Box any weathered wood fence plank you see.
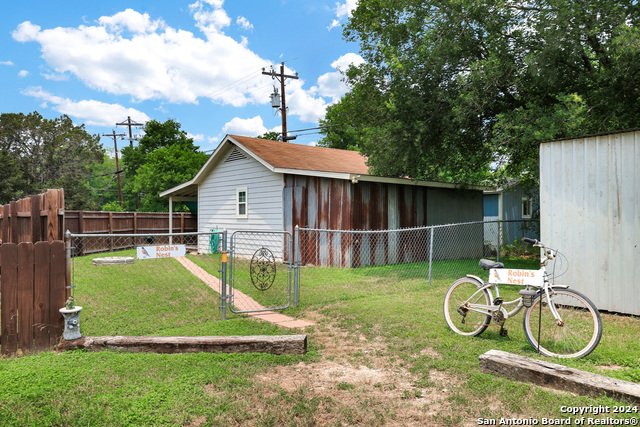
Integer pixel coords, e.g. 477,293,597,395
0,189,64,245
0,241,66,356
49,241,67,348
479,349,640,403
17,242,35,353
56,335,308,355
1,244,19,356
33,242,51,351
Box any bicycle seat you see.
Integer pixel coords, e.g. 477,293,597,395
479,259,504,269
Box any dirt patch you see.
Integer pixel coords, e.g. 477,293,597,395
251,312,474,426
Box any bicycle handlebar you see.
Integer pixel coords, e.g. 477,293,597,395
522,237,538,245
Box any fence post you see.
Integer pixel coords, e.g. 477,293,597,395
428,226,434,286
497,221,501,262
293,225,300,307
219,230,227,320
65,230,73,301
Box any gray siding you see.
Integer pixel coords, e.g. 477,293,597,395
198,149,284,253
540,130,640,315
426,187,483,225
502,184,539,221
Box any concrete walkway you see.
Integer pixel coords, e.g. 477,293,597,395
175,257,314,329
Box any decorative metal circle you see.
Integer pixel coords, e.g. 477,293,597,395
250,247,276,291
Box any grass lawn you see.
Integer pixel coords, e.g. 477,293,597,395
1,253,639,426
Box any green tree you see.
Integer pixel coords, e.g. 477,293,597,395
121,119,207,211
0,112,104,207
257,131,281,141
321,0,640,184
84,152,125,210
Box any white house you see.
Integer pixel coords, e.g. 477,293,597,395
160,135,487,265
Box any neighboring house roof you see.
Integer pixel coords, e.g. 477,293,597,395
160,134,488,200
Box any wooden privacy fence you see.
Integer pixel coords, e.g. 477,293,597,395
65,210,197,235
65,210,197,254
1,241,68,356
0,189,65,245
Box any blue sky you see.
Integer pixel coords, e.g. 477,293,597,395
1,0,361,153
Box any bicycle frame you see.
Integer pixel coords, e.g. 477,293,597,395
463,244,566,324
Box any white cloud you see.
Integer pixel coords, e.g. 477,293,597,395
315,53,364,102
328,0,358,30
11,4,347,131
12,21,41,42
221,116,269,137
287,79,329,122
188,133,205,142
1,60,15,66
98,9,164,34
190,0,231,37
18,70,29,78
236,16,253,31
42,72,69,81
12,6,271,106
22,86,150,126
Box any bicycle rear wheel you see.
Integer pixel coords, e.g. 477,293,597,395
444,278,492,336
523,288,602,358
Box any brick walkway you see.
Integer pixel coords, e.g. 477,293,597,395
175,257,314,329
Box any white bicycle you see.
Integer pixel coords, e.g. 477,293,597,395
443,238,602,358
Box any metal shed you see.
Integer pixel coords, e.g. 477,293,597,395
540,129,640,315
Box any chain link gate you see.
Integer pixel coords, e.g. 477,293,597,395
228,230,296,313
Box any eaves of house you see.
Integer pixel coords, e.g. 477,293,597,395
160,134,490,201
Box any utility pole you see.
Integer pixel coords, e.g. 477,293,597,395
263,62,298,141
102,130,126,207
116,116,143,148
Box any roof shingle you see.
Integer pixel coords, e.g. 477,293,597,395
230,135,370,175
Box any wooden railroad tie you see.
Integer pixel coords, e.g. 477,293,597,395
56,335,307,355
479,349,640,404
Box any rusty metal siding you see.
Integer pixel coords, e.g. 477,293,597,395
285,175,484,267
284,175,353,267
540,131,640,315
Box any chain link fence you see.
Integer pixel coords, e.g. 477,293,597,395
69,232,225,336
228,231,293,313
68,221,539,333
295,220,539,304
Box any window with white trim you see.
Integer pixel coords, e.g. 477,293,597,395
521,197,532,219
237,187,248,218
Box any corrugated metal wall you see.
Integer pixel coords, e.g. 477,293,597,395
540,130,640,315
284,175,484,267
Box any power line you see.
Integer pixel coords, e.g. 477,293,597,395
263,63,299,141
101,130,126,207
116,116,144,148
203,68,264,99
282,43,345,64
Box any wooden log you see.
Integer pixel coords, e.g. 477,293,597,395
56,335,308,355
479,349,640,404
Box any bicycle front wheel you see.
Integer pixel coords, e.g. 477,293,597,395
444,278,492,336
523,288,602,359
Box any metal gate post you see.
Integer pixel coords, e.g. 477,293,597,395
219,230,228,320
293,226,300,307
497,221,501,263
428,226,434,286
